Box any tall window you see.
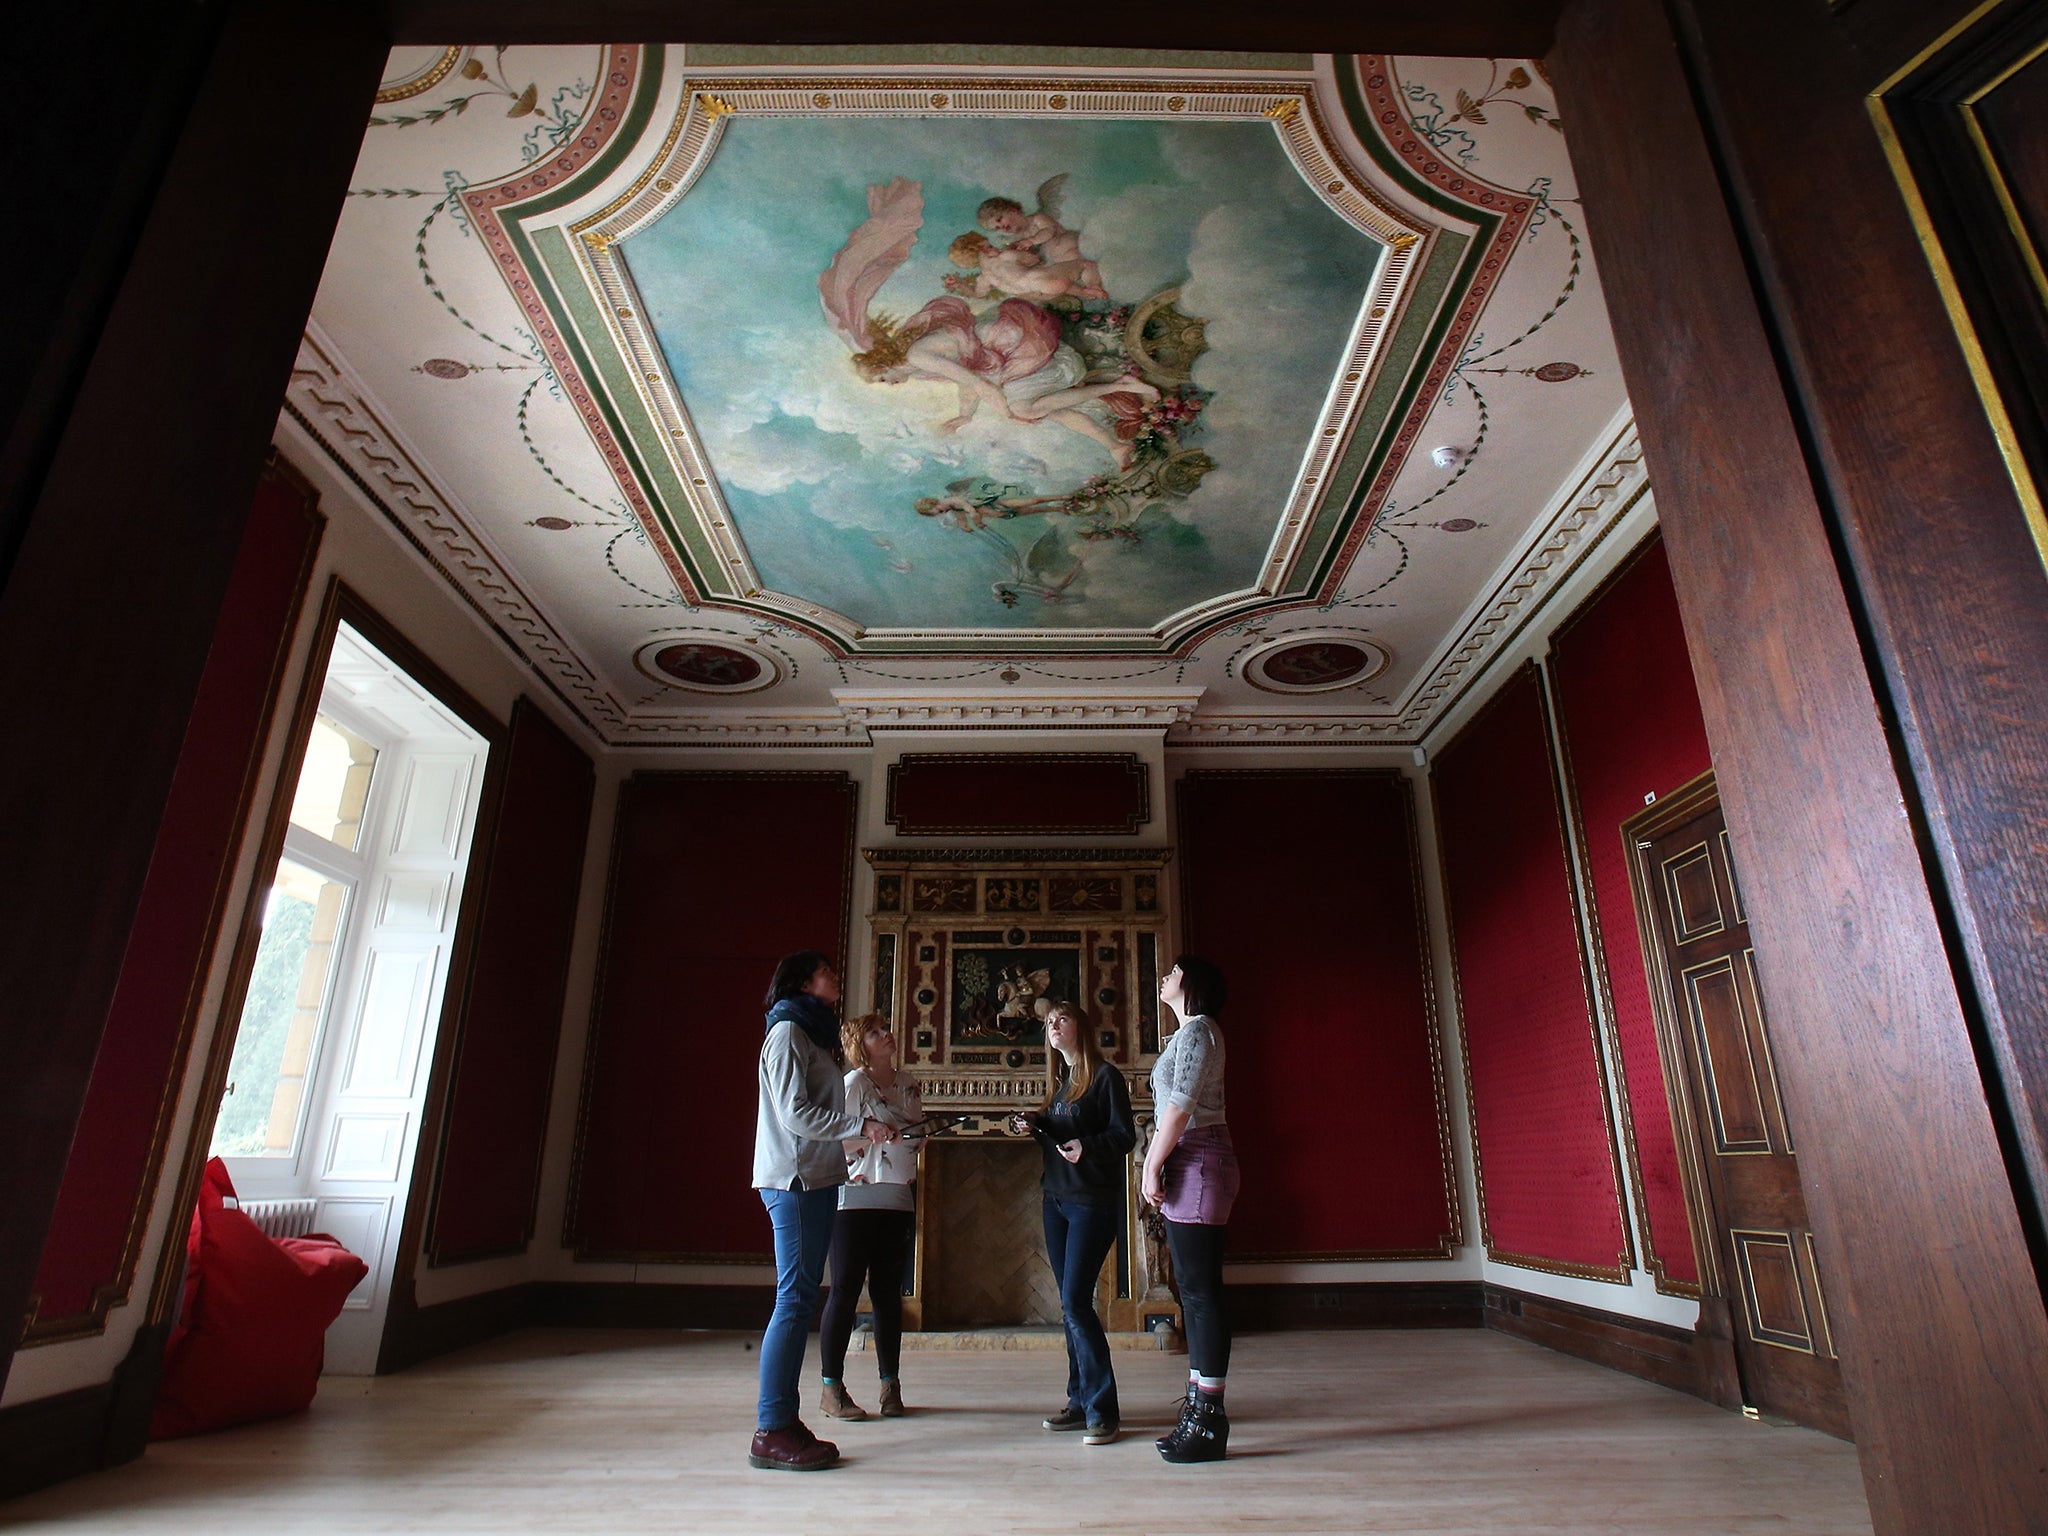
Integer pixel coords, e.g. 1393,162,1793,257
213,712,380,1159
204,617,491,1374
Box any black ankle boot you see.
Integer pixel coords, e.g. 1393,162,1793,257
1156,1383,1200,1451
1158,1392,1228,1463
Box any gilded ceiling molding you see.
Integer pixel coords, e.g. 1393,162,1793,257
834,686,1202,730
376,47,466,105
1170,716,1412,742
612,713,865,744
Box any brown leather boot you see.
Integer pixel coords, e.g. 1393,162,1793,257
820,1381,869,1421
749,1421,840,1470
878,1379,905,1418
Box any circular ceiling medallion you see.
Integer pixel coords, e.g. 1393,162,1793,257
421,358,471,380
633,638,780,694
1533,361,1584,382
1242,632,1390,694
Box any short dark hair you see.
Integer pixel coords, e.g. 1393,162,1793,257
1173,954,1227,1017
764,950,831,1010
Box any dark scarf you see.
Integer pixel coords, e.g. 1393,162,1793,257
766,992,840,1056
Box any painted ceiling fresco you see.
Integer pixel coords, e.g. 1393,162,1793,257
627,115,1377,636
293,46,1642,741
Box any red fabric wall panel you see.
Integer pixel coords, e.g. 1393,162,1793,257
1550,538,1712,1288
1433,666,1632,1278
567,772,857,1260
425,700,596,1264
887,753,1148,836
1177,770,1456,1258
28,464,322,1336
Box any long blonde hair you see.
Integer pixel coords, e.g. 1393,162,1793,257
850,315,912,380
1040,1001,1102,1110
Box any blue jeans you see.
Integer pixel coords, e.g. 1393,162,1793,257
757,1185,839,1431
1042,1195,1120,1424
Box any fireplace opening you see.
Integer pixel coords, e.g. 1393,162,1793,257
919,1138,1064,1328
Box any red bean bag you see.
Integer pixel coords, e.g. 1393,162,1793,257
149,1159,368,1440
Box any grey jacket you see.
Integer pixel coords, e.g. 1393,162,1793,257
752,1019,865,1191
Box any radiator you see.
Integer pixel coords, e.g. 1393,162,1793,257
233,1197,320,1240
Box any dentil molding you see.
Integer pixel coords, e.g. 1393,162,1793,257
833,687,1204,731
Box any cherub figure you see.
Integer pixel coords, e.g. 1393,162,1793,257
946,231,1109,304
914,476,1070,531
819,177,1156,467
978,175,1088,266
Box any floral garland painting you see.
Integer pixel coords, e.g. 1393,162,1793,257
621,117,1381,630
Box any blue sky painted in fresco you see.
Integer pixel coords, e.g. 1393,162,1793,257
621,115,1382,631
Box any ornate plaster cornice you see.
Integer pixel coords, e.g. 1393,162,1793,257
1170,715,1412,743
1162,413,1647,747
283,325,628,738
1393,415,1647,733
833,686,1203,731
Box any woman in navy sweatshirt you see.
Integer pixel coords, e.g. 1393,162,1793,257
1011,1000,1135,1446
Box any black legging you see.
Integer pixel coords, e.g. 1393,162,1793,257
1166,1218,1231,1378
819,1207,914,1381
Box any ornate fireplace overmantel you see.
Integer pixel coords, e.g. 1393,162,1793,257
864,844,1180,1334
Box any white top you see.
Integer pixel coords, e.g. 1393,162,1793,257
841,1067,923,1211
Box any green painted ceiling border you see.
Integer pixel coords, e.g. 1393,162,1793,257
1298,230,1467,590
490,44,1501,655
529,227,734,594
496,47,789,623
503,45,666,221
1299,54,1506,598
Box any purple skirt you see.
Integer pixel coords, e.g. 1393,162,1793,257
1160,1124,1239,1225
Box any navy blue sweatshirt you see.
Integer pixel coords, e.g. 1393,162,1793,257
1026,1063,1136,1206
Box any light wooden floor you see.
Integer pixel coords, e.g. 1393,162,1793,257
3,1329,1873,1534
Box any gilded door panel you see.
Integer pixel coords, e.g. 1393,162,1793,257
1680,956,1772,1152
1740,947,1795,1153
1663,843,1727,943
1718,828,1746,922
1804,1231,1837,1359
1731,1228,1816,1353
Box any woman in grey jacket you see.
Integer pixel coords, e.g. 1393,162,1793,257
749,951,894,1472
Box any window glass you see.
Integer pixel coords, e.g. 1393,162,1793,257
210,858,351,1158
289,714,378,852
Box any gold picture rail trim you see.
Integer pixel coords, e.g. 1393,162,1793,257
1958,31,2048,313
1867,0,2048,578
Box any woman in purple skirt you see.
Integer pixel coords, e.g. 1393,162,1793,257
1142,955,1239,1463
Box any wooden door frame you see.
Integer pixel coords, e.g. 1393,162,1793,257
1553,0,2048,1525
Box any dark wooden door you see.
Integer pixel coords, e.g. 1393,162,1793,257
1638,802,1849,1439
